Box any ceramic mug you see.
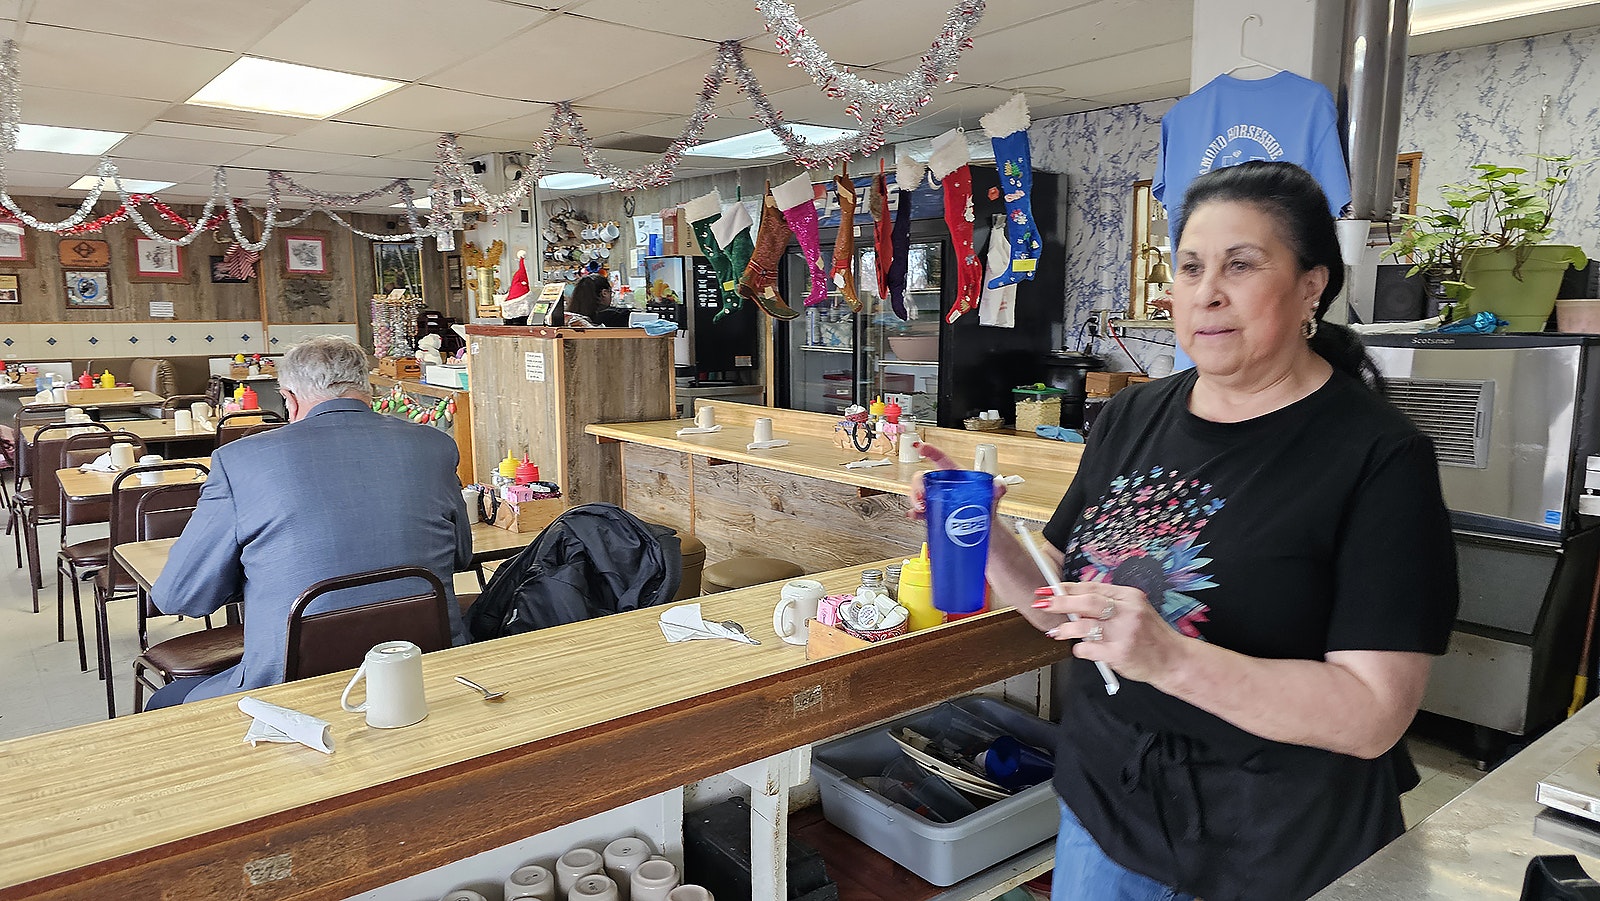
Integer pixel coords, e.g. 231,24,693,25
51,387,67,403
109,442,136,471
340,641,428,728
629,859,679,901
441,891,487,901
173,410,193,431
752,417,774,443
136,455,165,486
773,579,826,646
504,863,556,901
666,888,713,901
190,401,212,420
603,837,652,899
695,405,716,430
556,848,605,895
973,443,999,475
897,431,921,464
571,874,619,901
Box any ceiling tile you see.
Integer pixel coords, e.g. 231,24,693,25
110,135,254,167
798,0,1092,69
95,160,211,185
7,150,97,177
249,0,551,81
576,47,811,120
17,25,236,102
339,86,542,133
272,122,438,156
142,120,294,146
1089,80,1191,108
566,0,780,41
427,15,707,103
30,0,307,52
154,103,314,135
17,86,167,132
226,146,368,174
470,107,668,143
1004,41,1191,97
328,157,438,179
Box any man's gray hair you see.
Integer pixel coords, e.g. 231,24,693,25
278,336,372,400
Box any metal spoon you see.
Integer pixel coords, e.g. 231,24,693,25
720,620,760,645
454,675,507,701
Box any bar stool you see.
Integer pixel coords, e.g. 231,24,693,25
700,556,805,594
675,532,706,601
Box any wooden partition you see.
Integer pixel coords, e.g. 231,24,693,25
465,326,673,503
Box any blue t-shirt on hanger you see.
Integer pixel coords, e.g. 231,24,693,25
1157,71,1352,373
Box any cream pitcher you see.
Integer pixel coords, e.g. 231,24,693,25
341,641,428,728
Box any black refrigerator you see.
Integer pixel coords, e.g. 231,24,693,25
776,166,1064,428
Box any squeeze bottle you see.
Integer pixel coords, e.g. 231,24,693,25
897,543,944,631
100,370,115,389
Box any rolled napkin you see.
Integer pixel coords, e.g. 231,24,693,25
238,696,335,754
674,424,722,437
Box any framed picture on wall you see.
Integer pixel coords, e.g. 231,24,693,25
283,232,331,277
373,241,423,300
446,253,462,289
65,270,111,308
0,273,19,304
129,235,187,282
0,223,31,267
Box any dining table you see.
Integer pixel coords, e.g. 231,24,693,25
23,417,216,449
56,456,212,503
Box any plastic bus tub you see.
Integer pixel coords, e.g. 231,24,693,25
811,695,1058,886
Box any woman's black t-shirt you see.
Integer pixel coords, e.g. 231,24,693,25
1041,368,1458,901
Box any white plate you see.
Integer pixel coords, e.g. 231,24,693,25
890,732,1007,793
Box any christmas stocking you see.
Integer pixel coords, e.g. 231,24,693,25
870,171,895,306
710,200,754,322
738,182,800,320
682,191,737,304
772,172,828,307
928,128,982,323
979,214,1017,328
830,174,861,312
888,151,925,321
982,93,1044,288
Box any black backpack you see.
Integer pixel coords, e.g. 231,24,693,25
466,503,683,640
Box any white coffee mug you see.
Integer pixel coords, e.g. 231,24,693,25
557,848,605,895
173,410,193,431
773,579,826,646
666,888,713,901
441,891,487,901
51,387,67,403
109,442,136,470
973,443,998,475
897,431,921,464
505,864,556,901
629,860,679,901
695,405,716,430
340,640,428,729
137,454,165,486
190,400,212,420
752,417,773,443
571,874,619,901
604,837,652,900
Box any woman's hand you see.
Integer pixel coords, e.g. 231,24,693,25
907,442,1006,521
1033,582,1187,684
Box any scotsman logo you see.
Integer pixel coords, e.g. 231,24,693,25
945,504,991,548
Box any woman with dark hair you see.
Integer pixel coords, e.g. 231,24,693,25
916,161,1458,900
556,274,630,327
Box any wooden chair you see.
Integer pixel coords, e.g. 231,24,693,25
284,566,451,681
54,430,147,666
93,460,210,718
130,483,243,715
19,422,109,611
9,405,68,569
216,410,286,447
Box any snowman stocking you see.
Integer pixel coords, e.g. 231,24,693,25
738,181,800,320
870,171,896,309
709,200,754,322
981,93,1043,288
772,172,828,307
682,191,736,303
927,129,981,323
887,151,925,320
830,174,861,312
979,214,1018,328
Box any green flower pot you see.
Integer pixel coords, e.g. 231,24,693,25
1461,245,1588,331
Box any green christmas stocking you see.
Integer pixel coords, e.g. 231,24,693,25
682,191,737,304
710,200,754,322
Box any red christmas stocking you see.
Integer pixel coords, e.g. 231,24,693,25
928,129,981,323
772,172,828,307
831,174,861,312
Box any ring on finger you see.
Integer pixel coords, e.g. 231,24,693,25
1086,624,1104,642
1098,600,1117,621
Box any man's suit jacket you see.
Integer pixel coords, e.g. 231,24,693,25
152,398,472,703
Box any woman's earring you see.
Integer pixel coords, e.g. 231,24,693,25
1302,316,1319,339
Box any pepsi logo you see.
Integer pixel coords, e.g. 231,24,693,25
944,504,990,548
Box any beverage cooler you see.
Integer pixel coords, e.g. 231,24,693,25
776,167,1064,428
642,255,762,414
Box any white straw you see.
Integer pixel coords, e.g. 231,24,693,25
1013,521,1120,695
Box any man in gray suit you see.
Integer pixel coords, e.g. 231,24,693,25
146,336,471,709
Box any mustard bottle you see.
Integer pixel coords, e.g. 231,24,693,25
498,452,519,479
99,370,115,389
897,543,944,631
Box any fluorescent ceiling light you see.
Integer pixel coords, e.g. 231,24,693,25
389,197,432,209
1411,0,1600,33
537,172,612,190
17,124,126,155
68,175,176,193
187,57,403,120
684,124,860,160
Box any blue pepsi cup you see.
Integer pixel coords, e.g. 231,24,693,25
923,469,995,614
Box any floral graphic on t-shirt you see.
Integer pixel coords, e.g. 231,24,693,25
1065,465,1224,639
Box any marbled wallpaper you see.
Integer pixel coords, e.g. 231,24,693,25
1024,24,1600,372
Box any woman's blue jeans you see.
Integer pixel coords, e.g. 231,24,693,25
1052,800,1196,901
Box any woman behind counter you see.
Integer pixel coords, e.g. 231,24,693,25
503,274,631,327
918,161,1459,901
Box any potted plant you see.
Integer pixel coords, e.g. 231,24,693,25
1389,155,1587,330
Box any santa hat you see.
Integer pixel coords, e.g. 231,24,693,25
506,250,531,305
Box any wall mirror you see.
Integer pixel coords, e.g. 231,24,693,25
1127,179,1172,324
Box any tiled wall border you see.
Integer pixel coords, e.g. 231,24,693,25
0,321,357,361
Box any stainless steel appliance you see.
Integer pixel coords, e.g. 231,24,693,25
1365,334,1600,741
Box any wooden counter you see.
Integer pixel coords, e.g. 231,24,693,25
586,401,1084,571
369,373,473,486
0,560,1069,901
465,325,673,504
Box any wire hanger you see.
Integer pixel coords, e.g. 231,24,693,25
1223,14,1283,77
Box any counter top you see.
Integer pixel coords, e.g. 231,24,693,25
0,559,1068,901
587,402,1082,524
1314,701,1600,898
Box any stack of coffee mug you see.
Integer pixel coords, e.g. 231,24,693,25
440,836,713,901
